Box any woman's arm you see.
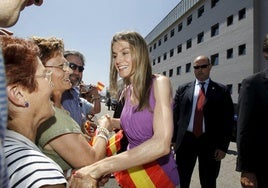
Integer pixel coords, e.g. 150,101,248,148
47,132,108,169
73,75,173,179
46,114,115,170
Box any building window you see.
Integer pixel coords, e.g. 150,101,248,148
153,43,156,49
170,49,174,57
198,5,204,18
153,59,156,66
211,53,219,65
238,8,246,20
178,23,183,32
227,15,233,26
169,69,173,77
177,44,182,53
187,15,192,25
163,71,166,76
227,48,233,59
211,0,219,8
164,34,168,42
197,32,204,44
177,66,181,75
170,29,175,38
238,44,246,55
211,23,219,37
158,39,161,46
163,52,167,60
158,56,161,63
149,46,152,52
186,39,192,49
186,63,191,73
226,84,233,94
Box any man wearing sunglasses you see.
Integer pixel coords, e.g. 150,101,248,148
61,50,101,129
172,55,234,188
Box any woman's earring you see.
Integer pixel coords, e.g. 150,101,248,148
50,82,54,88
24,101,29,108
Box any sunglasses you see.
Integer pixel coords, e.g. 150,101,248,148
69,62,84,72
193,64,210,70
45,61,70,72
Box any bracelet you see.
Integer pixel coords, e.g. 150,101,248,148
97,127,110,137
96,133,108,143
66,168,72,179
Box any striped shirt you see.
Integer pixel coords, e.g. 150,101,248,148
4,130,67,188
0,49,9,188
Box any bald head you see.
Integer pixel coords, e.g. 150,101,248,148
193,55,211,82
194,55,210,64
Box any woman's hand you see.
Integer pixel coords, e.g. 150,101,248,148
68,165,104,188
69,173,98,188
98,114,113,132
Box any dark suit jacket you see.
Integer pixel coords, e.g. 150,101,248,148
236,69,268,173
173,79,234,153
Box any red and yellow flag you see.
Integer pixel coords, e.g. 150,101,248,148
114,161,176,188
89,130,123,157
97,81,105,91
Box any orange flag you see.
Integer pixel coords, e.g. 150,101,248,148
97,82,105,91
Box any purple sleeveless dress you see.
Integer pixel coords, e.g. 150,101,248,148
120,83,179,186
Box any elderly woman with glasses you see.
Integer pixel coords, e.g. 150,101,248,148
1,35,67,187
32,36,113,180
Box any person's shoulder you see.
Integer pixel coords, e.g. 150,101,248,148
246,69,267,81
209,79,226,88
175,81,193,91
152,74,171,91
240,70,267,90
209,80,232,95
80,97,92,105
153,74,170,84
39,107,82,137
62,88,74,98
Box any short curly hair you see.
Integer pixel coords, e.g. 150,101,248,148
1,35,40,93
31,36,64,65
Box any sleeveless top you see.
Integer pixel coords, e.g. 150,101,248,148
37,107,82,171
120,79,179,186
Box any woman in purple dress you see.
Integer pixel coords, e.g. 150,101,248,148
69,31,180,188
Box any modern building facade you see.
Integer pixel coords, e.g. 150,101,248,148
145,0,268,104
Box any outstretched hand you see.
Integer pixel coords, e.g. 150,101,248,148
69,173,98,188
98,114,113,132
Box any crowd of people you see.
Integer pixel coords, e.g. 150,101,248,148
0,1,268,188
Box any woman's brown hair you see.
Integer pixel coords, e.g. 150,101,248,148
1,35,40,93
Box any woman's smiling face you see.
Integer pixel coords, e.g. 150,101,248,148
45,55,73,92
112,40,133,79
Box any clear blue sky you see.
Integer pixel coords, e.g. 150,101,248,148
10,0,180,91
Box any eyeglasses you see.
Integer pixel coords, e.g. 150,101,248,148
45,61,70,72
193,64,210,70
35,70,52,83
69,62,84,72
